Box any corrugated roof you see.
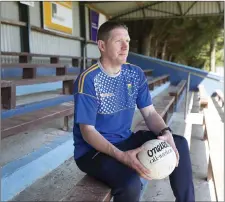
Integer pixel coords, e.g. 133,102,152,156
86,1,224,21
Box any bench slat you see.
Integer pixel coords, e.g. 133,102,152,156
1,80,14,87
143,69,153,76
1,103,74,139
203,109,224,201
62,175,111,202
10,75,78,86
133,95,175,133
169,80,186,96
169,80,186,106
148,75,169,85
1,51,83,59
154,96,175,120
1,95,74,119
198,84,208,108
147,75,169,90
1,63,65,68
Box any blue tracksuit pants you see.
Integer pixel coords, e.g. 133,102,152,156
75,130,195,202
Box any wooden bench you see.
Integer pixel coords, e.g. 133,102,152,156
1,53,81,138
203,109,224,201
198,84,208,109
143,69,153,77
61,175,111,202
1,74,77,139
169,80,187,104
1,52,82,69
2,63,68,79
1,53,81,110
1,52,99,140
1,75,76,138
15,75,77,92
213,89,224,107
1,74,77,110
1,51,98,71
135,95,175,132
1,101,74,139
61,95,175,202
148,75,169,90
153,95,175,123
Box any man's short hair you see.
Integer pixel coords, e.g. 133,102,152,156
97,21,128,41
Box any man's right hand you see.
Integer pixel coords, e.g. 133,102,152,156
117,146,152,181
80,124,151,180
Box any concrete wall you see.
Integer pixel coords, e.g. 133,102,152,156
128,52,224,96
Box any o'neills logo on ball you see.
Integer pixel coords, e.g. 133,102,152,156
147,142,173,164
147,142,169,157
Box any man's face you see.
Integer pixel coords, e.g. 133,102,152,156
98,27,130,65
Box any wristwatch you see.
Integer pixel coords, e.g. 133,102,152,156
158,127,172,136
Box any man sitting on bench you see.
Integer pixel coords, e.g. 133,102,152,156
73,21,195,202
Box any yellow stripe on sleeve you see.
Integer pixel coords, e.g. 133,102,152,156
78,64,98,93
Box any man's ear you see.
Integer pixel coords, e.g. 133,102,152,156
97,40,105,52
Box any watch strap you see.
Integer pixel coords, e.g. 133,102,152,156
158,127,172,136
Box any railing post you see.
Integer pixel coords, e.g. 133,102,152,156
184,72,191,120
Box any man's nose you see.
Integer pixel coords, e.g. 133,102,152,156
122,41,128,49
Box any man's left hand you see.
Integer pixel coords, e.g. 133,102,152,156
157,131,179,167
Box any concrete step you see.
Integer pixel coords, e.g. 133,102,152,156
2,82,171,201
11,89,213,202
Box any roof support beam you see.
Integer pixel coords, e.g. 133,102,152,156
217,2,222,13
142,8,146,18
135,2,146,18
184,1,197,16
177,2,183,15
